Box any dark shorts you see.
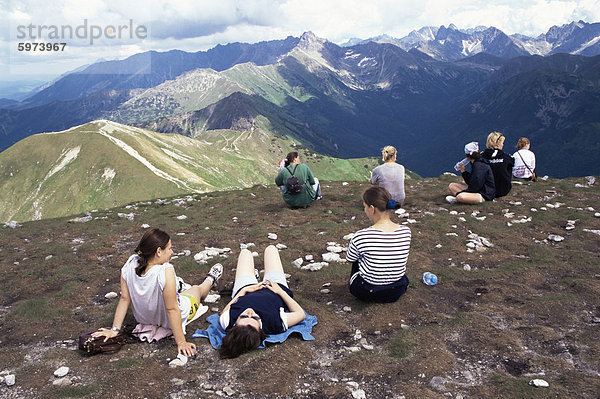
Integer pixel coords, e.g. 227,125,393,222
349,261,409,303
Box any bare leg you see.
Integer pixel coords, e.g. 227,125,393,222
181,278,212,301
449,182,467,196
235,249,256,280
456,192,484,204
264,245,284,275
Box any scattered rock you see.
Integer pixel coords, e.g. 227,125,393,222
595,213,600,218
435,244,442,248
194,247,231,264
141,223,150,228
343,306,352,312
343,233,354,240
322,253,342,262
5,374,15,386
52,377,71,387
301,262,328,271
352,390,366,399
346,381,359,389
204,294,220,303
251,251,259,257
275,243,287,250
104,292,118,300
463,265,471,271
305,255,314,261
118,212,135,221
548,234,565,242
430,376,446,391
529,379,549,387
586,176,596,186
240,243,255,250
223,386,235,396
320,288,330,294
68,215,92,223
583,229,600,236
322,282,331,287
292,258,303,267
267,233,278,240
169,354,188,368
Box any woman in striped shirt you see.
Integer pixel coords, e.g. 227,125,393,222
346,187,411,303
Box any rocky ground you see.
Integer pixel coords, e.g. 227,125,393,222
1,176,599,398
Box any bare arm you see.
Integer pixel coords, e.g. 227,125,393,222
163,268,196,356
92,276,131,341
264,281,306,328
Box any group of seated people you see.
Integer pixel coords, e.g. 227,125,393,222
446,132,536,205
92,132,535,359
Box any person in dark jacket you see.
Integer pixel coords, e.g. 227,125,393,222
447,142,496,204
481,131,514,197
275,151,322,208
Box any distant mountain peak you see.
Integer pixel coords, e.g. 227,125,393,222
298,31,326,48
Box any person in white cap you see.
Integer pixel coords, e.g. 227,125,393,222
446,142,496,204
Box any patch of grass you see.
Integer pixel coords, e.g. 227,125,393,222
452,311,468,326
48,385,100,398
13,297,56,320
388,330,416,359
55,282,77,298
113,358,141,370
534,293,574,303
490,372,545,399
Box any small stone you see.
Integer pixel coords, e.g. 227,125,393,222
5,221,22,228
529,379,549,387
54,366,69,378
275,243,287,249
466,242,476,249
5,374,15,386
430,376,446,391
346,381,359,389
595,213,600,218
342,182,349,186
343,306,352,312
52,377,71,387
435,244,442,248
176,215,188,220
548,234,565,242
343,233,354,240
169,354,188,368
362,344,374,350
171,377,185,385
292,258,303,267
45,255,53,260
352,390,366,399
305,255,314,261
141,223,150,228
320,289,331,294
223,386,235,396
322,282,331,287
400,324,409,329
463,265,471,271
104,292,118,299
267,233,278,240
204,294,220,303
322,252,341,262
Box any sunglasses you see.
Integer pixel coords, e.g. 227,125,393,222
239,314,261,321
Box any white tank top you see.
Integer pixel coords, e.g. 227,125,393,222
121,255,190,333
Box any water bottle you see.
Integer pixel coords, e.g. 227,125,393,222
422,272,438,286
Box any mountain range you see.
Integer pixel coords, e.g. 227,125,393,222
1,21,599,181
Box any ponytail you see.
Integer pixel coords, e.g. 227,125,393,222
363,186,400,212
381,145,397,162
284,151,298,167
134,228,170,276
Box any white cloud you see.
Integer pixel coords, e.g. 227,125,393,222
1,0,600,81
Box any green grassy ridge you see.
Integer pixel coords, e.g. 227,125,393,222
0,120,390,223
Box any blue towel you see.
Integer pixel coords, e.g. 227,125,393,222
192,313,317,349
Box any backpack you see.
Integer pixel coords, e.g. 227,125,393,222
285,165,303,194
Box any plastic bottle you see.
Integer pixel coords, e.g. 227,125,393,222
422,272,438,286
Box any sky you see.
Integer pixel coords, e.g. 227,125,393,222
1,0,599,86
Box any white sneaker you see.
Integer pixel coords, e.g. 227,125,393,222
207,263,223,289
445,195,457,204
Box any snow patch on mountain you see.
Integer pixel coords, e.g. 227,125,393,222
461,40,483,56
46,146,81,180
102,168,116,184
574,35,600,54
97,122,201,193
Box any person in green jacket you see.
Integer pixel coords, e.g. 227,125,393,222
275,151,322,208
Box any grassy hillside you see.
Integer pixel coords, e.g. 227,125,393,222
0,177,598,398
0,120,386,223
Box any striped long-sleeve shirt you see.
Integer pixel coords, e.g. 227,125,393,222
346,226,411,285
